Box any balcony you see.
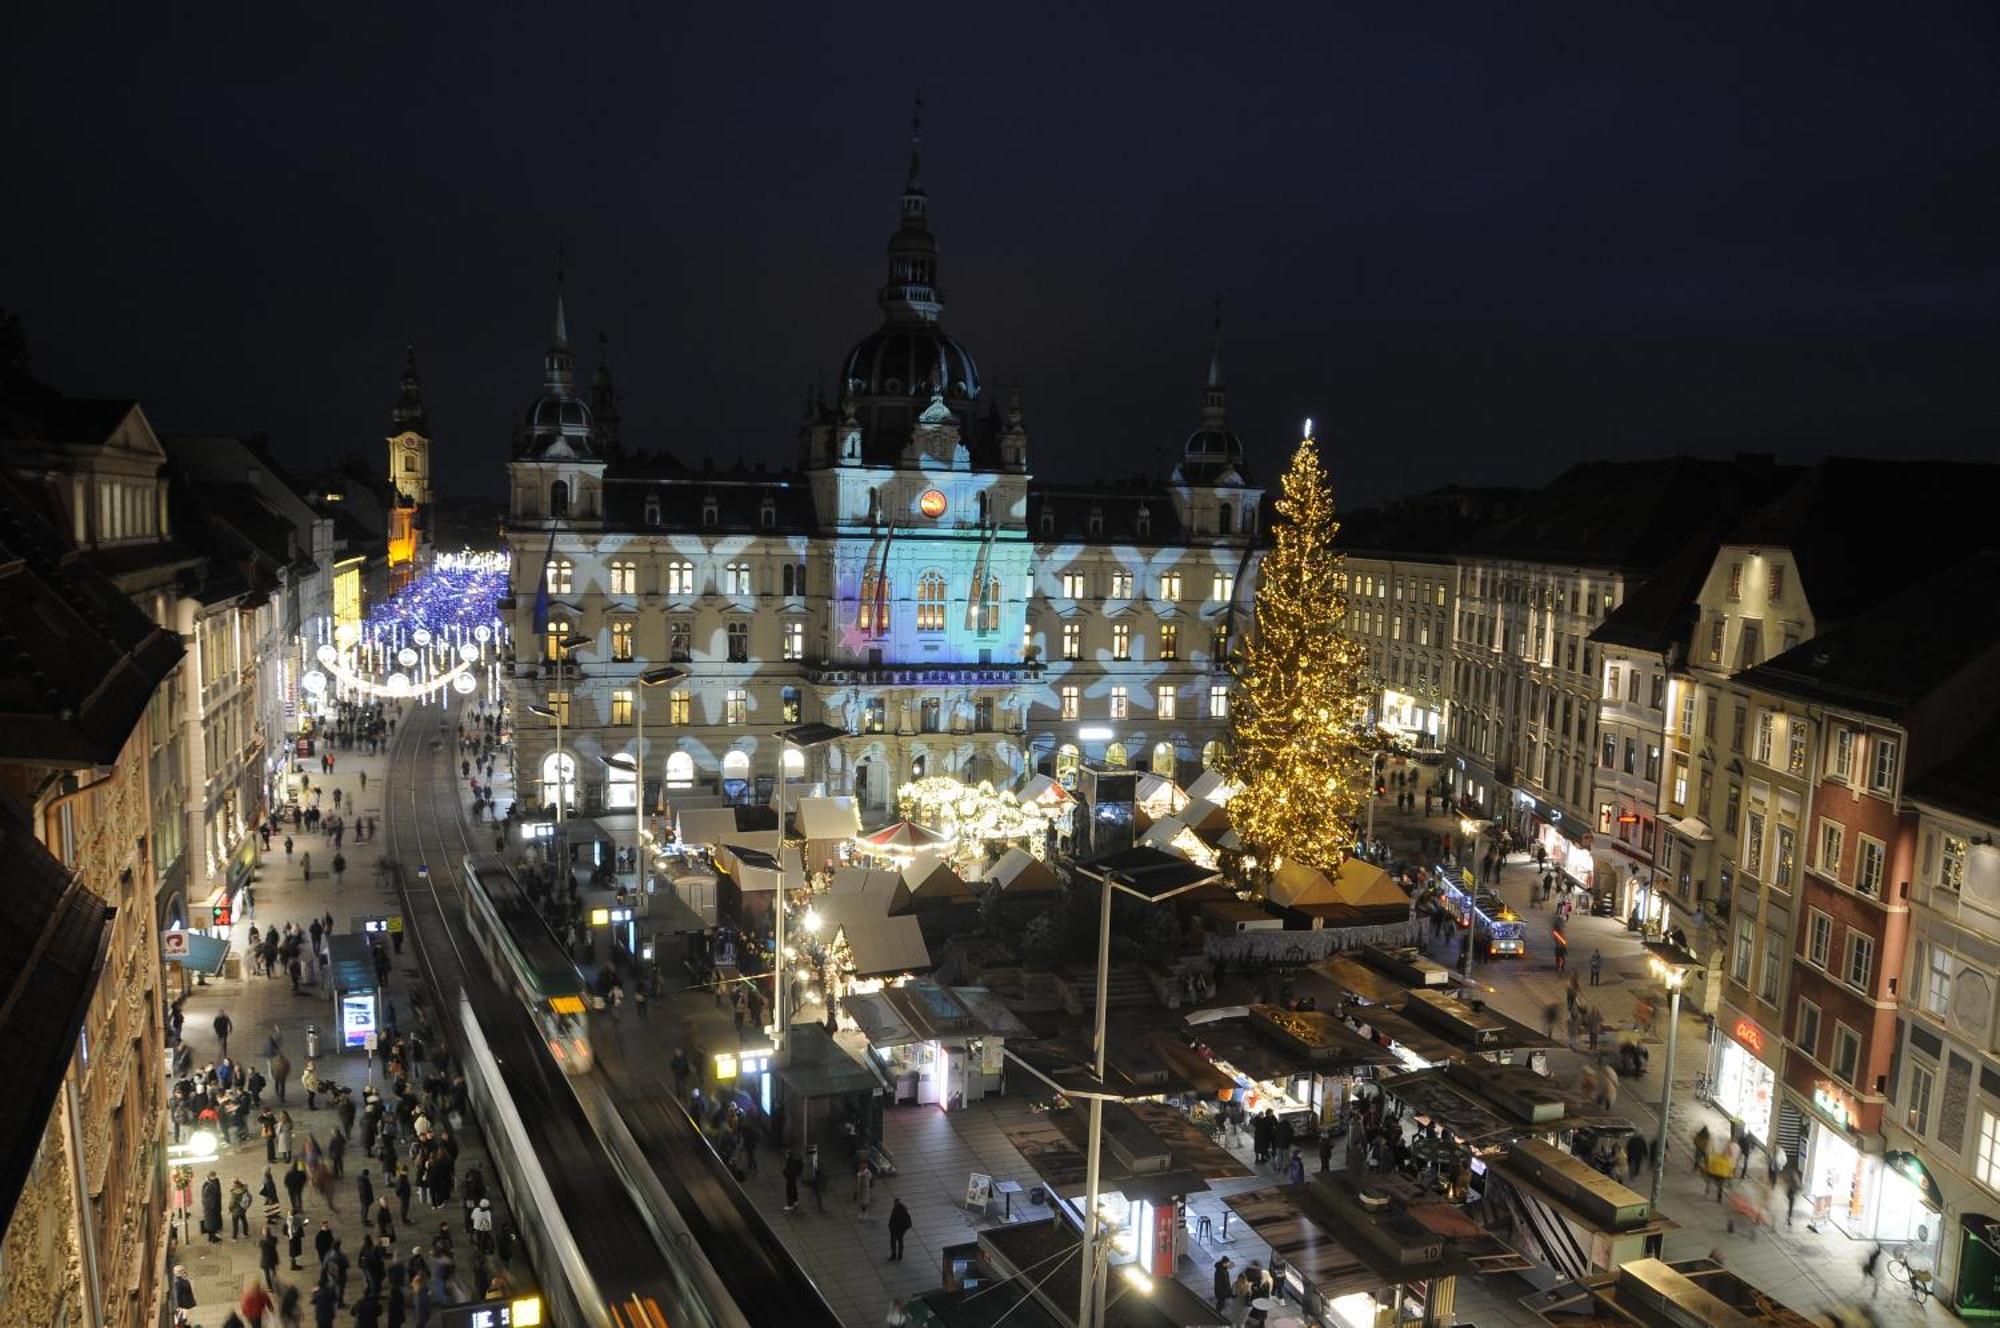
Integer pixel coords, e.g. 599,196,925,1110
806,661,1044,688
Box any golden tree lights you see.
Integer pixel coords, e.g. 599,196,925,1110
1222,425,1370,874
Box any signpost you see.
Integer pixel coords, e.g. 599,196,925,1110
966,1172,993,1213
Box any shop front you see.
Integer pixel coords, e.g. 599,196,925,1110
1518,790,1595,893
1794,1080,1915,1242
1708,1015,1778,1146
841,981,1023,1111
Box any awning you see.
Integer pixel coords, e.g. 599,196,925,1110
1669,815,1715,843
165,930,230,975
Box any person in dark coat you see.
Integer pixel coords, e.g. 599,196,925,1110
202,1172,225,1243
782,1149,803,1210
312,1281,338,1328
286,1161,308,1211
260,1228,282,1288
358,1169,376,1223
887,1198,912,1261
288,1209,307,1268
1213,1256,1235,1313
328,1130,348,1178
316,1220,336,1265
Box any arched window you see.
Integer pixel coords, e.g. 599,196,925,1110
917,570,947,631
1201,739,1226,772
664,752,695,789
403,454,418,473
1150,742,1177,783
1105,742,1129,768
911,753,927,779
721,750,752,802
1055,743,1081,790
605,750,637,809
859,569,890,635
550,480,569,518
540,752,577,810
978,576,1001,633
782,747,806,777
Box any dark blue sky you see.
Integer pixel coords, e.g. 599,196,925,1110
5,2,1996,506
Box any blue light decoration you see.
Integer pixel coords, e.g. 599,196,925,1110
299,551,512,708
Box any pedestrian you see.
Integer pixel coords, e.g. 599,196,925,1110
285,835,295,860
174,1264,198,1316
273,1051,292,1105
288,1209,307,1268
285,1159,307,1211
1213,1256,1235,1314
783,1149,802,1210
231,1178,254,1238
887,1198,912,1261
1319,1132,1334,1173
216,1010,235,1058
301,851,313,881
260,1227,282,1289
1589,949,1603,986
333,852,347,886
312,1280,337,1328
1863,1244,1884,1298
359,1168,376,1220
1625,1133,1649,1180
854,1156,874,1211
1285,1148,1306,1184
805,1144,824,1211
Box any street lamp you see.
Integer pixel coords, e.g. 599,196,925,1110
1644,939,1698,1214
772,723,843,1052
529,632,592,828
1073,859,1220,1328
635,665,687,882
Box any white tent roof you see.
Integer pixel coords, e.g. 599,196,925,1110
677,806,740,849
986,846,1061,894
1183,769,1239,805
1020,774,1072,805
817,891,931,976
799,795,861,841
1135,771,1187,813
1138,817,1187,850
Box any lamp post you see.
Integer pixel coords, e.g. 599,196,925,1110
1076,863,1219,1328
772,724,841,1052
529,632,592,830
1645,941,1697,1214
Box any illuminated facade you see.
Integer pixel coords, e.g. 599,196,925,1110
505,128,1261,816
385,345,431,587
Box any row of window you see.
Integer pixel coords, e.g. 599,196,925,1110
1052,569,1232,602
1340,571,1449,606
1056,683,1228,722
1054,620,1223,662
546,617,808,664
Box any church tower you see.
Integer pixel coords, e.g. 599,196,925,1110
386,343,431,585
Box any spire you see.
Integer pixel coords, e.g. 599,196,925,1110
544,248,575,394
879,93,942,324
1201,301,1227,427
391,343,428,435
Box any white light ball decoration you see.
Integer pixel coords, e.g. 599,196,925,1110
453,672,479,695
412,628,433,647
386,673,411,696
301,670,327,695
334,622,360,650
458,643,481,663
316,644,338,665
397,647,419,668
474,624,492,643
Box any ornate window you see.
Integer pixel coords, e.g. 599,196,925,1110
610,690,634,726
1109,686,1128,719
723,562,753,596
1111,624,1130,661
977,577,1001,634
783,621,805,661
1159,623,1179,660
917,570,947,632
859,570,891,635
609,560,637,595
666,560,695,596
726,622,749,662
667,691,691,725
611,620,634,662
725,689,748,725
545,558,574,594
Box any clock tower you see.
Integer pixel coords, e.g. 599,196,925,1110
386,344,431,585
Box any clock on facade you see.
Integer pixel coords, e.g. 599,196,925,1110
918,489,948,519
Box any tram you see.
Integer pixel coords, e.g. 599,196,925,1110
461,854,594,1073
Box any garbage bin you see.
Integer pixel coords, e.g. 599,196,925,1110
306,1024,320,1059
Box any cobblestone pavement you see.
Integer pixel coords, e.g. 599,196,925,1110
165,719,520,1327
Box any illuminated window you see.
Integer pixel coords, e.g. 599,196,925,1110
1159,623,1179,660
1756,711,1775,765
546,690,570,726
1109,569,1133,598
1819,821,1844,874
609,560,637,595
1941,833,1969,893
1156,684,1177,720
1158,572,1181,601
544,617,572,662
1109,686,1128,719
546,558,574,594
1831,729,1855,780
1023,619,1035,657
864,699,885,733
859,570,891,635
1062,622,1081,661
1060,685,1079,720
611,620,634,662
1024,569,1036,600
978,577,1001,633
726,622,749,662
783,620,805,660
723,562,753,596
1061,570,1087,599
1202,738,1225,770
1212,572,1234,602
1856,837,1886,897
917,571,947,631
1105,741,1129,766
669,621,692,663
665,751,695,788
667,691,691,725
667,560,695,595
1211,621,1230,660
1111,623,1130,661
782,687,802,724
1870,738,1899,794
1727,563,1743,600
725,689,748,725
1209,684,1229,719
610,690,634,726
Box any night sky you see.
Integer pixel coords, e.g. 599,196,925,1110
5,3,1996,508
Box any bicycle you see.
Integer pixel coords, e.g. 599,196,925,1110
1888,1248,1934,1305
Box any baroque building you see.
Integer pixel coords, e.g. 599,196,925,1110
385,345,433,587
504,128,1262,818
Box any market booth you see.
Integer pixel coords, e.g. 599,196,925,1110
1184,1004,1401,1136
841,979,1027,1109
796,794,861,872
774,1020,884,1153
914,1216,1225,1328
1221,1171,1526,1328
1525,1256,1822,1328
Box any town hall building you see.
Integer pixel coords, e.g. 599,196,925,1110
501,127,1266,819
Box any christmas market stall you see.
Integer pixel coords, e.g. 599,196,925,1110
840,978,1028,1109
1183,1004,1401,1140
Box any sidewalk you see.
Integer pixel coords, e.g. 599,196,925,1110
165,725,518,1326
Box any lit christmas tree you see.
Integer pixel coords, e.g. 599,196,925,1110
1223,425,1371,874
